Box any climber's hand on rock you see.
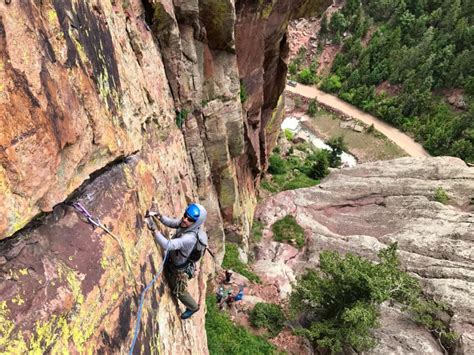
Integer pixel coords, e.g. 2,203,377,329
147,199,161,220
145,209,161,219
145,217,157,232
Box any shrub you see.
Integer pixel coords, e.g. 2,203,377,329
297,67,317,85
367,123,375,133
268,154,287,175
434,187,449,204
271,215,305,249
308,150,330,179
240,80,248,103
290,243,458,353
175,108,189,128
294,142,311,152
288,62,298,75
222,243,261,283
250,303,286,336
206,296,275,354
307,99,318,117
273,146,281,154
294,96,302,108
320,74,342,93
284,129,295,141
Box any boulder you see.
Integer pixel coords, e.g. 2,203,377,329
255,157,474,354
292,131,309,144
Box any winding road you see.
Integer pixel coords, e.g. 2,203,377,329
286,83,430,158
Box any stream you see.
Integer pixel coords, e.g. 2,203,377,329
281,116,357,168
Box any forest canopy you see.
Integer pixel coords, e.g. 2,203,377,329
315,0,473,163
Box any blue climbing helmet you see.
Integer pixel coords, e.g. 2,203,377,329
184,203,200,222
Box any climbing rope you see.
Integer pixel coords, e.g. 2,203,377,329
129,245,169,354
71,202,171,353
71,202,137,289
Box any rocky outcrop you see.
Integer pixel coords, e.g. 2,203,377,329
0,0,331,353
254,157,474,354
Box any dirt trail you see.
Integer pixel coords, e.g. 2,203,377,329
286,83,430,158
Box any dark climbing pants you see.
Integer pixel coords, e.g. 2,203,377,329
165,262,198,311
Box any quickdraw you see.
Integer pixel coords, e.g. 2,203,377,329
71,202,171,354
71,202,137,289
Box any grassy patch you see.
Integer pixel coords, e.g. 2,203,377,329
250,303,286,337
222,243,261,283
251,220,264,243
284,129,295,141
265,151,320,193
282,173,319,191
261,180,279,193
271,215,305,249
303,109,406,162
206,296,276,354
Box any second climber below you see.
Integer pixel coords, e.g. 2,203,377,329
145,203,208,320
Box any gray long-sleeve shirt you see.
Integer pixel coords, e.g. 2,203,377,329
152,205,208,266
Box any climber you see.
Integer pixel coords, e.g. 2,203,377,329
234,285,244,302
216,286,224,303
224,269,233,284
145,203,208,320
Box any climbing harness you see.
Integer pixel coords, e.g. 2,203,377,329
71,202,136,288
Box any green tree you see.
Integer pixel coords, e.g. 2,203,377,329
320,14,329,37
320,74,342,93
308,150,330,179
249,303,286,336
329,12,348,35
327,136,347,168
362,0,405,21
307,99,318,117
440,0,461,32
290,243,457,353
297,67,317,85
342,0,361,16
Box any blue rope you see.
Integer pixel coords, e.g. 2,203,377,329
72,202,171,353
129,245,170,354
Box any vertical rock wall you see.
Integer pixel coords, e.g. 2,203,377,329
0,0,330,352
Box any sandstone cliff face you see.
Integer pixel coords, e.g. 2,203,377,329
0,0,330,353
254,157,474,354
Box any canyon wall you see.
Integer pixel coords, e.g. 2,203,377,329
0,0,330,353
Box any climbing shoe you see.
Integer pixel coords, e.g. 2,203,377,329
181,308,199,320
